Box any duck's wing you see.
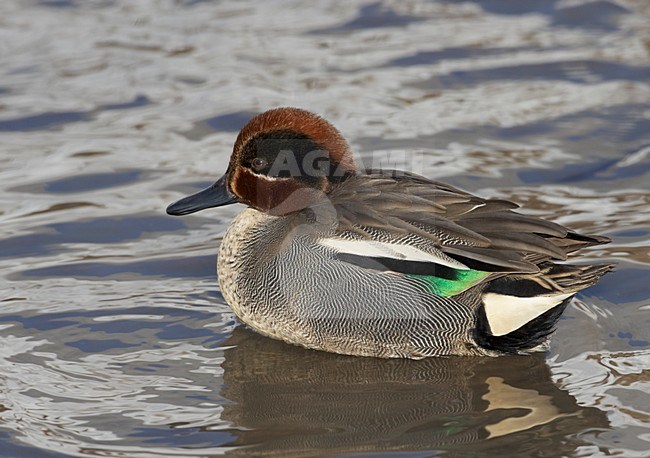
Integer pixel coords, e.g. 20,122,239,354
318,171,609,297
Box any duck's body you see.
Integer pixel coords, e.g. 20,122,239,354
168,108,612,358
219,207,483,357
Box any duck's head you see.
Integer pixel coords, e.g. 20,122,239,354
167,107,356,217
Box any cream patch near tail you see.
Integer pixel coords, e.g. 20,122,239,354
482,292,574,336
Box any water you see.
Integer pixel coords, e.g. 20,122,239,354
0,0,648,456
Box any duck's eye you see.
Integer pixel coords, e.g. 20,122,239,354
251,157,268,171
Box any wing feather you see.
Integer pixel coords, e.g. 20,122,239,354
325,170,607,275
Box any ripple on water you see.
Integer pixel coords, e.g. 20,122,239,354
0,215,187,259
0,0,648,456
0,95,150,132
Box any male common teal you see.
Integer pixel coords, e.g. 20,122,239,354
167,107,612,358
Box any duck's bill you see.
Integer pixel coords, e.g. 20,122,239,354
166,175,238,216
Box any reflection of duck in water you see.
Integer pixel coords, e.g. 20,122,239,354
168,108,612,358
219,328,608,457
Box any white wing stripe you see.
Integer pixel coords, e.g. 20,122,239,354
318,238,469,270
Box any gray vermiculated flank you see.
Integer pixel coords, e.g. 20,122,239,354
218,208,490,358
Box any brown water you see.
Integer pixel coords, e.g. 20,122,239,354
1,1,649,456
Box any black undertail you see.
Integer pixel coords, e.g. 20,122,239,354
473,296,573,354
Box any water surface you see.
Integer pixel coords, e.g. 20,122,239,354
0,0,649,456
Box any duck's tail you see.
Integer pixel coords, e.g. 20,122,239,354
474,262,614,354
550,231,611,256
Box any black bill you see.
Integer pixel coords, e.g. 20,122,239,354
166,175,238,216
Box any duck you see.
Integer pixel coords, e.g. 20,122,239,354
166,107,613,358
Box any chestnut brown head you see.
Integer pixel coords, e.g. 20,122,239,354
167,108,356,217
